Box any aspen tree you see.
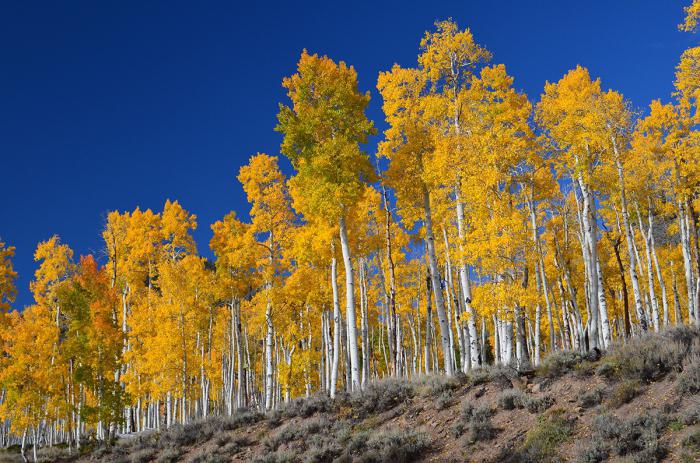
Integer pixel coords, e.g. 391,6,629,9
238,154,295,408
377,64,455,374
277,51,376,390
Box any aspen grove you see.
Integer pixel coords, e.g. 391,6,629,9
1,3,700,457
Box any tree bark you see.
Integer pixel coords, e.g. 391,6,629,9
338,215,361,390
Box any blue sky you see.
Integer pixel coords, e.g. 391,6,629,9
1,0,695,309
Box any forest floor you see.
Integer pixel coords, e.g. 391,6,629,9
6,326,700,462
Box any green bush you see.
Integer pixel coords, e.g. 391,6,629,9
608,327,698,382
517,409,575,462
678,354,700,394
594,409,667,459
525,395,555,413
575,438,608,463
349,378,414,418
578,386,605,409
608,379,643,408
537,350,582,379
453,402,496,443
357,429,429,463
280,394,334,419
497,389,527,410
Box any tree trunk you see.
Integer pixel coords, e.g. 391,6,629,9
422,188,453,375
576,168,600,350
615,159,648,331
455,193,481,369
338,215,361,390
330,253,340,398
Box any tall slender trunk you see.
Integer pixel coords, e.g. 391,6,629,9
649,213,669,327
576,165,600,350
380,178,398,376
338,215,361,390
596,256,611,347
636,204,660,331
611,236,631,337
615,158,648,331
678,199,697,323
455,190,480,368
264,302,274,410
422,188,453,375
330,252,340,398
424,267,433,375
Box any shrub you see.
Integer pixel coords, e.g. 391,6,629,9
156,410,263,450
434,390,453,410
185,448,231,463
592,413,622,439
155,447,181,463
263,416,329,452
0,453,22,463
485,365,517,389
357,429,429,463
595,409,667,458
525,395,555,413
349,378,413,418
678,354,700,394
608,379,643,408
682,399,700,425
666,325,700,349
414,373,465,397
222,409,265,430
518,409,575,462
497,389,527,410
682,429,700,451
280,394,334,419
537,350,582,379
220,435,251,455
579,386,605,409
454,402,496,443
595,362,616,379
129,448,157,463
252,449,300,463
466,368,491,387
608,328,697,382
575,438,608,463
35,446,70,463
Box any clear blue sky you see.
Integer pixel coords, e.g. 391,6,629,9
1,1,695,310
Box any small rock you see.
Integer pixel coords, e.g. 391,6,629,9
532,383,541,393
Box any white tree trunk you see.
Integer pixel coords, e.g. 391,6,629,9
615,159,648,331
455,195,480,368
264,302,274,410
679,200,697,324
330,254,340,398
338,215,361,390
596,256,611,347
577,170,600,350
422,189,453,375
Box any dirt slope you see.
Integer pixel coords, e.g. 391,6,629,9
9,326,700,463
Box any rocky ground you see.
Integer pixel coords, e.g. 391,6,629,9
5,326,700,462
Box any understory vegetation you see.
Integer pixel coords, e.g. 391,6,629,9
0,326,694,461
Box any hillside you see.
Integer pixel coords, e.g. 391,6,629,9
4,326,700,463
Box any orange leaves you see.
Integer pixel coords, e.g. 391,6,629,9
0,305,61,430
